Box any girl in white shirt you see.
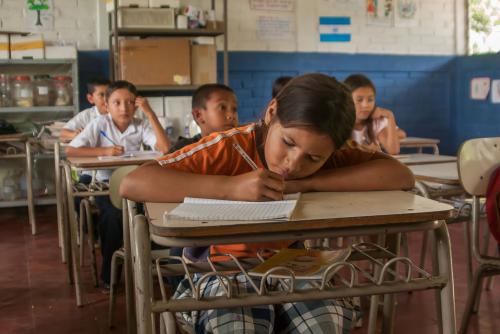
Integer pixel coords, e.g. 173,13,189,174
344,74,402,155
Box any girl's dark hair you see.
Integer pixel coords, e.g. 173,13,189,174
343,73,377,144
273,73,355,149
272,76,293,98
105,80,138,100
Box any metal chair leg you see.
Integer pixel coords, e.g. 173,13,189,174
459,265,487,334
83,199,99,287
109,250,124,328
79,200,86,267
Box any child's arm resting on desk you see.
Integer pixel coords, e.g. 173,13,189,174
59,128,81,142
284,151,414,194
136,97,170,153
120,161,284,203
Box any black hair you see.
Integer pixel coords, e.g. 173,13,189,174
192,83,235,109
272,76,293,98
343,74,377,144
273,73,355,149
86,77,111,95
105,80,138,100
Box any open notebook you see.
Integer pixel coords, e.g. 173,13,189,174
165,193,300,221
97,150,161,161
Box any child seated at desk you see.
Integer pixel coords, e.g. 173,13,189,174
66,80,170,287
344,74,406,155
122,73,414,333
60,77,110,143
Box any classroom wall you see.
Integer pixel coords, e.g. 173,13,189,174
0,0,466,54
453,54,500,147
227,0,466,55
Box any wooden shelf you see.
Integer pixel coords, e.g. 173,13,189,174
112,27,225,37
0,59,75,65
136,85,199,92
0,106,75,113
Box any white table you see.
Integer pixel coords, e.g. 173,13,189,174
400,137,440,154
395,153,456,166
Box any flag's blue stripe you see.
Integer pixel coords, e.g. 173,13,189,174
319,16,351,25
320,34,351,42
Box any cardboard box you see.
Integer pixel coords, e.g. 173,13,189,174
149,0,180,8
10,34,44,59
190,44,216,85
106,0,148,12
0,35,8,59
119,38,191,86
117,8,175,29
45,46,76,59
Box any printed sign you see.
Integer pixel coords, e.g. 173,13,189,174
470,77,491,100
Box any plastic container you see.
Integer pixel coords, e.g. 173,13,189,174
53,75,73,106
2,170,21,201
12,75,34,107
0,74,12,107
33,74,52,106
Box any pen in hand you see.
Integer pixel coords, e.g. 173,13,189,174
100,130,117,146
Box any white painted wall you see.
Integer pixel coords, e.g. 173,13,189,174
0,0,468,55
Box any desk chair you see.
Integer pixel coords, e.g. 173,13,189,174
107,165,138,329
458,137,500,334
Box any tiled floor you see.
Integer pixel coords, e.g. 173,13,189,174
1,205,499,333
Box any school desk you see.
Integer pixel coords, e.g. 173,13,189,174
400,137,440,154
61,154,160,308
395,153,457,165
132,191,456,334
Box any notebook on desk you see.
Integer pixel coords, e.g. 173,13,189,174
97,150,161,161
164,193,300,222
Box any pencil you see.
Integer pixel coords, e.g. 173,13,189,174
232,141,258,170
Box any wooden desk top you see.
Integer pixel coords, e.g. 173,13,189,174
0,133,27,142
146,191,453,238
394,153,456,165
400,137,440,146
409,162,460,185
67,153,160,168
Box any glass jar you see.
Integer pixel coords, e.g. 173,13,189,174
12,75,33,108
33,74,52,106
0,74,12,107
53,75,72,106
2,170,21,201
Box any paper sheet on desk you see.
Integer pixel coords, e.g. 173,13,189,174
165,193,300,221
97,150,161,161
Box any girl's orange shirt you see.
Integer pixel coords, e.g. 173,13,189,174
157,123,377,258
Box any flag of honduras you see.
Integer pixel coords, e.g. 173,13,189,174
319,16,351,42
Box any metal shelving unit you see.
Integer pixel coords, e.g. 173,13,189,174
0,59,79,230
108,0,229,88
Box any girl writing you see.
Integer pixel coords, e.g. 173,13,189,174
122,73,414,333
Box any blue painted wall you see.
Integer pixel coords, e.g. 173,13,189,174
453,54,500,148
78,50,500,155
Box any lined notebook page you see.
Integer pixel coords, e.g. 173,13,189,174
97,151,160,161
165,194,300,221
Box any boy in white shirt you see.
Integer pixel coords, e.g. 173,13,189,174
66,80,170,287
60,78,111,142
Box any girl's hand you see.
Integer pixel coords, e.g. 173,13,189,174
135,96,153,115
371,107,394,120
229,169,284,201
105,145,124,156
284,179,310,194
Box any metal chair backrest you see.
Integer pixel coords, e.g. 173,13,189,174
457,137,500,197
109,165,138,209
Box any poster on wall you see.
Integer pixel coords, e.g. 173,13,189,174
395,0,418,27
24,0,54,31
470,77,491,100
256,15,294,40
491,80,500,104
366,0,394,26
319,16,351,42
249,0,294,12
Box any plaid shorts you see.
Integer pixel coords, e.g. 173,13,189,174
171,273,361,334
